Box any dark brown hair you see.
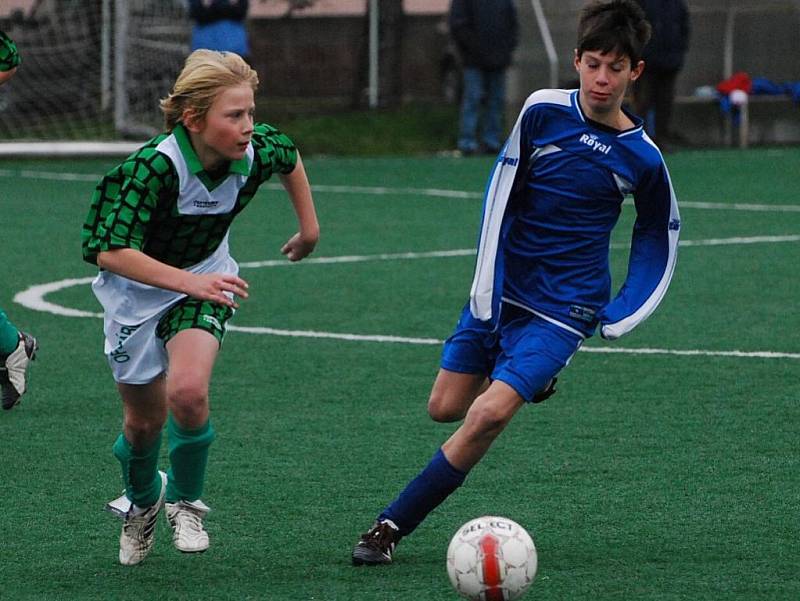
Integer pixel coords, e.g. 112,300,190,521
576,0,651,65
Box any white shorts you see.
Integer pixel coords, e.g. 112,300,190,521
102,312,168,385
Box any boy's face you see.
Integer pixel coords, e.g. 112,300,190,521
185,83,255,169
574,50,643,119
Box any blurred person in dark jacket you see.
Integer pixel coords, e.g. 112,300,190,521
189,0,250,61
633,0,690,148
449,0,518,155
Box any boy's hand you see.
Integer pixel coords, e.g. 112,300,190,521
186,272,249,308
281,231,318,262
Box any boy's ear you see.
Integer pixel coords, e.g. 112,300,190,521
573,48,580,72
182,108,203,133
630,60,645,81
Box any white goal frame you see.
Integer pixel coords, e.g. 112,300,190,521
0,0,189,157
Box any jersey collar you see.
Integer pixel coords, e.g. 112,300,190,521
172,123,251,177
570,90,643,136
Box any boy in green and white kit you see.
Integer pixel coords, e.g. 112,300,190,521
82,50,320,566
1,30,39,410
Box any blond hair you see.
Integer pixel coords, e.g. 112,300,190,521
160,50,259,131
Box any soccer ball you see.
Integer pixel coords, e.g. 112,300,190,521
446,516,537,601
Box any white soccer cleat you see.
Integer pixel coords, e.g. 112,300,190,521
166,499,210,553
1,331,38,410
114,471,167,566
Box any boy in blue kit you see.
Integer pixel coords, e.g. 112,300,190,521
352,0,680,565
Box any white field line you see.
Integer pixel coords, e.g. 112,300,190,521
240,235,800,268
14,277,101,318
221,326,800,359
240,249,475,268
14,272,800,359
2,168,800,212
0,169,100,182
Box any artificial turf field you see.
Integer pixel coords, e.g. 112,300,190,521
1,147,798,600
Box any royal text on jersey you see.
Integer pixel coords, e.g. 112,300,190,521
579,133,612,155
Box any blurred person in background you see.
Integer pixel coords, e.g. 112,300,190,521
633,0,690,150
1,31,39,411
449,0,518,156
188,0,250,62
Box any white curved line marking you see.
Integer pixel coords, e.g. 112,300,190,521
14,277,102,318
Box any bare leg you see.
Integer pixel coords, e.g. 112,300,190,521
361,380,524,548
117,375,167,448
441,380,524,471
427,368,489,422
165,328,219,428
113,376,168,510
163,328,220,504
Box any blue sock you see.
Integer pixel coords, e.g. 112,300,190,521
379,448,467,537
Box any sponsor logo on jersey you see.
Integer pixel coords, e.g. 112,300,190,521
579,133,612,155
192,198,219,209
501,156,519,167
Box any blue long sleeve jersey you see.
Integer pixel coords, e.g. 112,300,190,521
469,89,680,340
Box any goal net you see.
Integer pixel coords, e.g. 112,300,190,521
0,0,189,152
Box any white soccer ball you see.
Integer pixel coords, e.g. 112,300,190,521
446,516,538,601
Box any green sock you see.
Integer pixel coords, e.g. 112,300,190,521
0,310,20,355
112,432,163,508
166,414,215,503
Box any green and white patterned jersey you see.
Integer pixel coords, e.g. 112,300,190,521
82,122,297,268
0,31,21,71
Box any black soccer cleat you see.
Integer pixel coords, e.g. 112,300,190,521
352,520,400,566
0,331,38,410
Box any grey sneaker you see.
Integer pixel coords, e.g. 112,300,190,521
352,519,400,566
166,499,210,553
1,331,38,410
108,471,168,566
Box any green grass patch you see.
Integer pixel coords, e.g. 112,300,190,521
262,101,461,156
0,147,798,600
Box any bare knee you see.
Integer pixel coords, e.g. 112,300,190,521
427,389,468,422
427,371,486,422
167,376,209,425
463,401,512,438
124,413,165,446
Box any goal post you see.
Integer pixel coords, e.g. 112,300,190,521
0,0,189,156
113,0,190,139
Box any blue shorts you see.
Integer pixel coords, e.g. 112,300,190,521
440,303,583,402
